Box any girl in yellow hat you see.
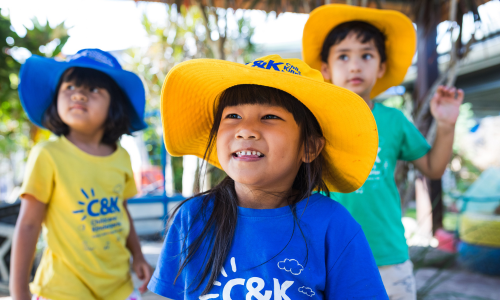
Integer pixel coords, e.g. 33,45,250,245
303,4,464,299
148,55,389,299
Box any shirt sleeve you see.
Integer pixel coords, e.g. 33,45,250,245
19,144,55,204
325,229,388,299
397,111,431,161
148,222,186,299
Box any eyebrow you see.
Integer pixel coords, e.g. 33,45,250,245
335,46,376,53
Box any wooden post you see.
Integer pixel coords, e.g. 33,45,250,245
414,1,444,235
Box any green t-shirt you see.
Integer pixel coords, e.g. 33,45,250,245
332,103,431,267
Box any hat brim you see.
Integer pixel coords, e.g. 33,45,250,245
19,55,147,132
161,59,378,193
302,4,416,98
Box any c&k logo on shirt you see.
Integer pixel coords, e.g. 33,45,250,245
73,188,120,220
72,188,123,238
200,257,315,300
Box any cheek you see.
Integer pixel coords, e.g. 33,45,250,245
56,95,70,117
89,97,111,121
331,64,347,85
366,62,382,81
267,129,301,162
216,129,232,165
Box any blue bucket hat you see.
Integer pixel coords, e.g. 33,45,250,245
19,48,147,131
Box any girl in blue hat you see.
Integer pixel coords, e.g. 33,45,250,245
10,49,151,300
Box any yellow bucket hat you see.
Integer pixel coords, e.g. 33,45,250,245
161,55,378,193
302,4,416,98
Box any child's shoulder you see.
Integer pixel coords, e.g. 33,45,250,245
171,195,213,224
375,103,414,124
375,102,406,116
29,138,65,157
303,193,361,230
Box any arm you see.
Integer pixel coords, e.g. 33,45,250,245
412,86,464,179
123,201,152,293
10,195,47,300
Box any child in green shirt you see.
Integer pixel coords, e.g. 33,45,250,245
302,5,464,299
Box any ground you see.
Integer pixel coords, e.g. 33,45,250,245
1,242,499,300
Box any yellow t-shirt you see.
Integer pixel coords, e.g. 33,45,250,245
20,136,137,300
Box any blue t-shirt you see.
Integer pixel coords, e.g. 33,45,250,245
148,193,388,299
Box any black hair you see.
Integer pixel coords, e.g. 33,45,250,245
169,85,329,295
43,67,132,146
320,21,387,64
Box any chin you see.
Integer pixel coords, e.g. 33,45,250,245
346,85,366,95
64,119,94,131
227,171,264,186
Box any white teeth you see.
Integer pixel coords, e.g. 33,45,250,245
235,151,263,156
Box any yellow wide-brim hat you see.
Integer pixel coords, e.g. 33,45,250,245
161,55,378,193
302,4,416,98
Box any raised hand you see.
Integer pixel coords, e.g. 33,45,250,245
430,85,464,128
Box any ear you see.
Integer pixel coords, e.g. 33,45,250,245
320,62,332,82
302,137,326,163
377,61,387,79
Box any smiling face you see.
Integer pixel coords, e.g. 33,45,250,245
57,80,111,134
321,33,386,101
217,104,305,192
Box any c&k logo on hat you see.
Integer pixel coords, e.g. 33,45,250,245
250,60,302,75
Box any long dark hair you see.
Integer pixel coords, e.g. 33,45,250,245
170,85,329,294
43,67,132,146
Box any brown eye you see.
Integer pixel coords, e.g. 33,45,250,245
262,115,281,120
362,54,373,60
225,114,241,119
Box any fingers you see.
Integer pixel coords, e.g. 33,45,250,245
138,263,153,294
136,264,145,280
139,281,148,293
437,85,464,102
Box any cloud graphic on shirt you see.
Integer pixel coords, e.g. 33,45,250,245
298,286,315,297
277,258,304,275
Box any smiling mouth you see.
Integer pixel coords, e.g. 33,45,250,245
232,150,265,158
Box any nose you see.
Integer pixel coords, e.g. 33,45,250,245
235,120,260,140
70,88,88,102
349,57,362,73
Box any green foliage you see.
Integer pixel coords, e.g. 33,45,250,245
15,18,69,58
0,12,68,156
124,4,256,193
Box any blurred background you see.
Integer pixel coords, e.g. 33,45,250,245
0,0,499,299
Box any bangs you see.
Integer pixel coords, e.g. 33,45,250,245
321,21,387,63
61,67,117,90
216,84,319,129
46,66,132,145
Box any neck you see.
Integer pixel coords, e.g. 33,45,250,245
66,128,114,156
360,93,374,110
234,182,291,209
